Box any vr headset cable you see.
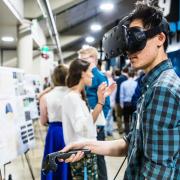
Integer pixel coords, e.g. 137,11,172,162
113,156,127,180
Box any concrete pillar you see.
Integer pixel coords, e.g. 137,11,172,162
17,20,33,73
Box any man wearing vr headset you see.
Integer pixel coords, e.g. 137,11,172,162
60,1,180,179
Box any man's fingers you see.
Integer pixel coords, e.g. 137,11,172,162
58,151,85,163
65,154,76,163
58,158,64,162
71,151,84,162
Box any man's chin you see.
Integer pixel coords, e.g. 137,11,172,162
131,64,138,70
130,63,143,70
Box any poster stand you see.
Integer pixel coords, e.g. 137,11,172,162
0,162,11,180
0,150,35,180
24,149,35,180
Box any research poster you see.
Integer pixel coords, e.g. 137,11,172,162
0,67,38,165
24,74,42,119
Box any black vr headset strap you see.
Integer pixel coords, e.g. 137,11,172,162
145,22,169,39
145,26,162,38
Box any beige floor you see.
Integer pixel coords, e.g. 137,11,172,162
1,121,127,180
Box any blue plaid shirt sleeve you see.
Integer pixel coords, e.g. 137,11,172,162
142,86,180,179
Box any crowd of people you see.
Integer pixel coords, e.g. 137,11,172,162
39,45,140,180
39,46,117,180
38,1,180,180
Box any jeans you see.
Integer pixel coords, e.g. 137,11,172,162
105,109,113,136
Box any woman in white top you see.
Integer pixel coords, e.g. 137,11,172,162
40,64,71,180
62,59,116,179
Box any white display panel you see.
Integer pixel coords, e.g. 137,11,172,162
0,67,39,165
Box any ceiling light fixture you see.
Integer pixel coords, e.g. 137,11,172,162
99,3,114,12
1,36,14,42
90,24,102,31
85,36,95,43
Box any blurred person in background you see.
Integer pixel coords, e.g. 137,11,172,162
40,64,71,180
62,59,116,179
78,46,110,180
104,70,117,136
43,77,50,90
120,69,137,135
114,66,128,134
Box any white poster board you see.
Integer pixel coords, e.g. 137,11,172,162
0,67,37,165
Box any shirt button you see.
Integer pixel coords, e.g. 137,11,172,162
146,85,149,88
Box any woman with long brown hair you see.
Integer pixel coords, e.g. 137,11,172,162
62,59,116,179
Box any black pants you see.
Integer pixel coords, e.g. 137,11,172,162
96,126,108,180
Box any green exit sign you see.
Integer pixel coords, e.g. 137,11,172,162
40,46,49,52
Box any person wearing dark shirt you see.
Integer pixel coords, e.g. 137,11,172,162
114,67,128,134
120,70,137,135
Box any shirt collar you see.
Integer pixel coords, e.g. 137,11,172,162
141,59,173,92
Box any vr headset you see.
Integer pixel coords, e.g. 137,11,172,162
103,16,169,58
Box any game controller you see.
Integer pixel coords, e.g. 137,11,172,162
42,149,91,174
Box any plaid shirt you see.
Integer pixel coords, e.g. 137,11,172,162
124,59,180,180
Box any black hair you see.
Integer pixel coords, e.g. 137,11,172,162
128,1,169,51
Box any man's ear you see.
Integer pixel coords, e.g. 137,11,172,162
157,32,166,47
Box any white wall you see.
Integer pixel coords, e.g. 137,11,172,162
31,19,46,47
2,50,17,67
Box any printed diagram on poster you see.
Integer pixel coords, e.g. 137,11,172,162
0,67,40,166
24,74,42,119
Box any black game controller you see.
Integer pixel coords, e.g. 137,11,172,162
42,149,91,174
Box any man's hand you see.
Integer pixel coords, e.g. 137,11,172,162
58,141,87,163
